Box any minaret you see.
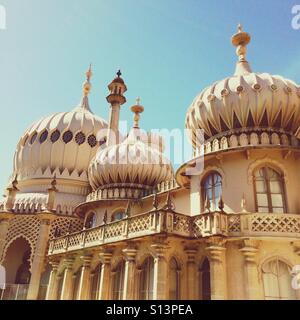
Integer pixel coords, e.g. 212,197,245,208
106,70,127,145
78,64,93,111
231,24,252,76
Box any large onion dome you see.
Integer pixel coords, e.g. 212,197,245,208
88,99,173,199
185,25,300,152
13,67,108,183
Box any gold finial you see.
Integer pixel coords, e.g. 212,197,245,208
237,23,243,33
131,97,144,128
231,24,251,62
83,64,92,97
86,64,92,81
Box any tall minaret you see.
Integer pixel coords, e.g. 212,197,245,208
106,70,127,145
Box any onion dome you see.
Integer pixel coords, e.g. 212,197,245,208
185,25,300,152
88,99,173,199
13,66,108,183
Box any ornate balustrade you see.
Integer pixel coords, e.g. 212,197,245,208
48,211,300,255
48,210,165,254
227,213,300,237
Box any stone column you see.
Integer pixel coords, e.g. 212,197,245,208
60,257,75,300
27,216,53,300
45,260,60,300
122,246,138,300
98,251,113,300
185,246,197,300
206,237,227,300
77,254,93,300
152,242,169,300
0,214,13,262
240,239,263,300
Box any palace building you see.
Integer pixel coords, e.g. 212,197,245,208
0,26,300,300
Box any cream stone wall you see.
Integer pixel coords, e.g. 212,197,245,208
190,148,300,214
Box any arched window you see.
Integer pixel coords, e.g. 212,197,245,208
202,172,222,210
91,264,101,300
139,257,154,300
262,258,296,300
112,210,126,222
85,212,97,229
199,258,211,300
254,167,286,213
112,261,125,300
169,258,180,300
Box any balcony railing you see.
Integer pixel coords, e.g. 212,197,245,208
48,211,300,255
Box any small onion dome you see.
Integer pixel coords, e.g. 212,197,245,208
88,100,173,195
185,25,300,148
13,67,108,183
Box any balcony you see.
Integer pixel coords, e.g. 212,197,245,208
48,211,300,256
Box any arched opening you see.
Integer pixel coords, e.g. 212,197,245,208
111,209,126,222
254,166,287,213
202,171,222,211
91,264,101,300
112,261,125,300
84,212,97,229
169,257,180,300
139,256,154,300
199,258,211,300
2,237,32,300
262,258,296,300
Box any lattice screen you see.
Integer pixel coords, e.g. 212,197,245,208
0,215,41,266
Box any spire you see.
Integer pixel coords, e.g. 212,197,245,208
231,24,252,76
78,64,93,111
130,97,144,128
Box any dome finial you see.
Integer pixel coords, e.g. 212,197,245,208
77,64,93,111
237,23,243,33
83,64,92,97
231,24,252,75
232,23,251,61
131,97,144,128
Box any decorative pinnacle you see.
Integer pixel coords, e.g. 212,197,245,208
12,174,18,190
231,24,251,62
131,97,144,128
83,64,92,97
117,70,122,78
50,174,57,191
241,193,247,213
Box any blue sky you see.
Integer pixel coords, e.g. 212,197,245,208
0,0,300,189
